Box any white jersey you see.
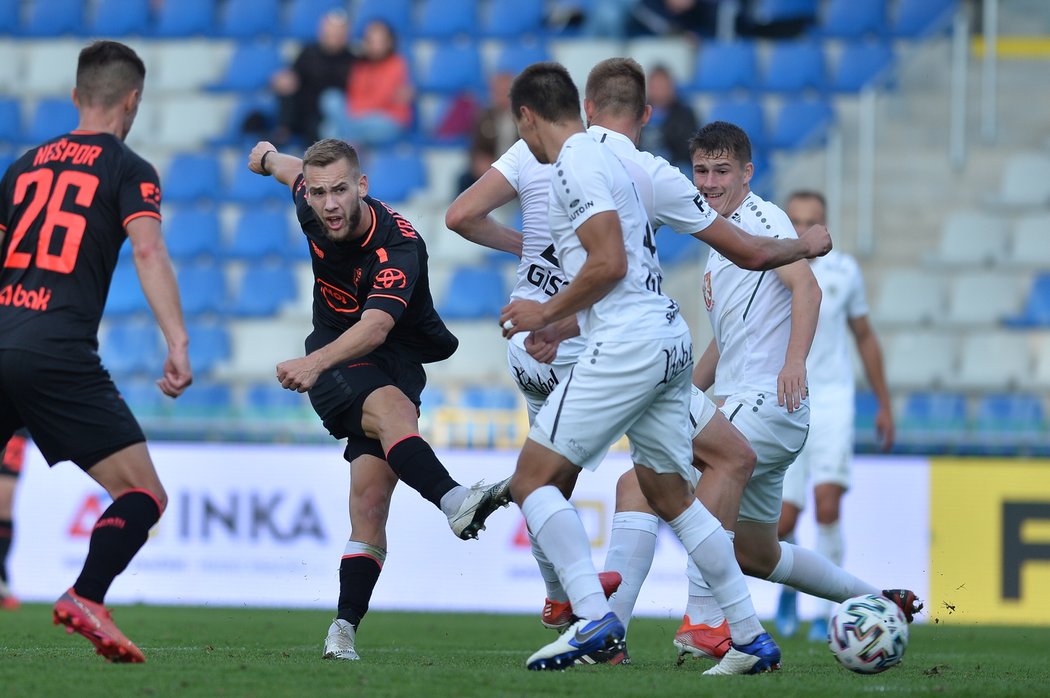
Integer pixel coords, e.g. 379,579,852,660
704,191,797,396
550,132,686,342
806,250,869,405
587,125,718,237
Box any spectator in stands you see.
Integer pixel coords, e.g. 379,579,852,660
774,190,896,642
0,430,28,610
270,10,355,146
580,0,640,37
456,142,497,195
638,64,698,175
321,20,413,148
632,0,719,38
471,70,518,160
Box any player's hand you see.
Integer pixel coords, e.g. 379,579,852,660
875,407,895,452
800,224,832,258
499,300,548,339
157,346,192,398
525,328,560,364
777,360,807,413
276,356,323,393
248,141,278,176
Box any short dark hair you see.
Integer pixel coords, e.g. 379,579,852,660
509,62,581,124
786,190,827,212
302,138,360,174
76,41,146,108
585,57,646,121
689,121,752,166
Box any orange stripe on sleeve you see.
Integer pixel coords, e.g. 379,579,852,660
376,247,388,263
123,210,161,229
367,293,408,307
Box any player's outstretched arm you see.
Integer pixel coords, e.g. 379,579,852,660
248,141,303,189
276,309,394,392
849,315,895,451
127,216,192,398
697,216,832,271
774,261,821,412
445,168,524,257
500,211,626,337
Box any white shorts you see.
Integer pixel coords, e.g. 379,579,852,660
718,390,810,524
781,398,853,509
529,333,696,484
688,385,719,439
506,335,583,423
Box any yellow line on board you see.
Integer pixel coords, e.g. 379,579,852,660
972,36,1050,59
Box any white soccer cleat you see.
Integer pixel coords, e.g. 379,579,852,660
702,632,781,676
448,477,513,540
323,619,360,661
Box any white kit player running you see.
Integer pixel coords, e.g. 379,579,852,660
498,61,777,672
446,58,833,639
774,190,896,642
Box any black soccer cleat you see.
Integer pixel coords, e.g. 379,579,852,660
881,588,924,623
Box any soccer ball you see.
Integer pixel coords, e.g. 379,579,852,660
827,594,909,674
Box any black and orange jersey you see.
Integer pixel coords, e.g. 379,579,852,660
0,131,161,357
293,175,457,363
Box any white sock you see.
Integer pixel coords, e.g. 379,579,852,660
668,501,763,645
815,522,844,617
683,528,734,626
530,530,566,602
766,541,877,602
438,485,468,517
521,486,609,621
603,511,659,629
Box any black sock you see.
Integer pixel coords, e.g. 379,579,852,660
385,436,459,508
74,491,161,603
0,518,11,583
337,554,383,627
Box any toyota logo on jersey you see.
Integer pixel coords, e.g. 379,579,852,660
374,268,407,289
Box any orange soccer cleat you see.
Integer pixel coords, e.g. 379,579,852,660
541,571,623,631
673,616,733,663
53,588,146,663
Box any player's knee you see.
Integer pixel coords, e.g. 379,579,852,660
614,470,647,512
737,541,779,578
730,440,757,483
814,498,840,524
365,387,419,440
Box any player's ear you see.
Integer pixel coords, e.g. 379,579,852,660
357,173,368,198
742,161,754,185
582,98,595,124
71,87,80,110
641,104,652,127
124,88,141,113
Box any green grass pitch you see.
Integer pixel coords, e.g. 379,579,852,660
2,605,1049,697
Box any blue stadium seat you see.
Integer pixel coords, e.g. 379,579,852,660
106,262,151,316
483,0,544,38
27,98,79,143
226,206,293,260
892,0,957,38
217,0,281,39
231,263,297,317
89,0,150,36
0,97,21,142
366,150,427,203
831,41,894,93
186,318,231,373
284,0,345,41
495,42,551,76
749,0,818,22
973,393,1045,448
416,42,485,95
707,98,766,147
164,208,223,262
23,0,83,36
244,381,311,416
854,390,881,434
461,385,519,409
655,226,702,266
227,165,289,204
210,94,279,147
420,383,447,409
177,261,228,316
0,0,18,34
689,42,758,93
163,153,223,203
899,392,968,448
117,378,167,419
153,0,216,37
439,267,506,319
768,97,833,150
101,320,162,375
415,0,477,40
761,41,827,93
812,0,886,39
172,381,233,415
207,42,284,92
354,0,413,39
1006,274,1050,327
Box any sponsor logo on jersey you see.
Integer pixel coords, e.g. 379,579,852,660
374,268,407,289
703,270,713,310
660,340,693,385
317,277,359,314
513,365,559,397
568,200,594,222
139,182,161,206
0,283,52,311
310,240,325,259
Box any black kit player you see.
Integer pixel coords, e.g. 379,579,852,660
246,138,511,661
0,428,28,609
0,41,192,662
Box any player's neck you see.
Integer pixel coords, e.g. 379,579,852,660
351,199,373,239
75,108,128,141
725,187,751,217
544,121,586,163
590,117,641,146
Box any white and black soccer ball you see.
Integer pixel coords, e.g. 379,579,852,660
827,594,909,674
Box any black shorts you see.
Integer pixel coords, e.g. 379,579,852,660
0,349,145,470
307,347,426,463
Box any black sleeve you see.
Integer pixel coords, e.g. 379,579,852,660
362,238,420,323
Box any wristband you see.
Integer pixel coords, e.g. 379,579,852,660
260,150,276,176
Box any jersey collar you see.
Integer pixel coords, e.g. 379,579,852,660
586,124,634,147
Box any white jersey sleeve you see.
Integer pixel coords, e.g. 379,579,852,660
806,251,869,401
